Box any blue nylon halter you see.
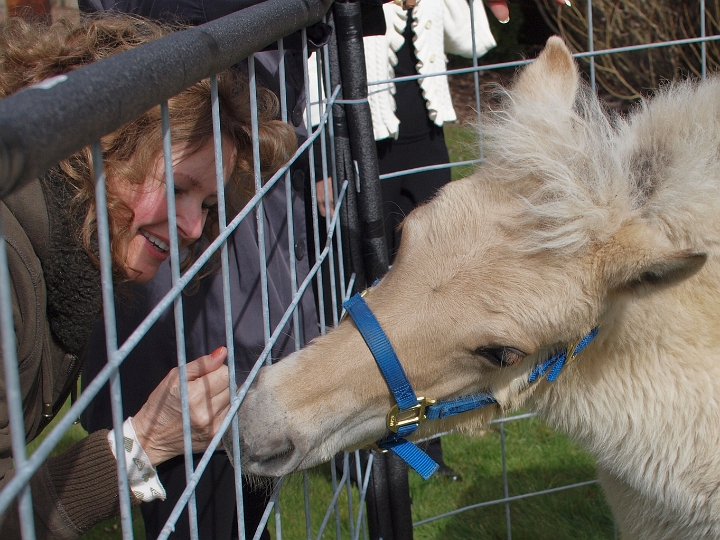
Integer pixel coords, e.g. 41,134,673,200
342,292,598,480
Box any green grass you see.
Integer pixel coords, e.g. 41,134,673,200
412,420,614,539
42,401,613,539
270,417,614,540
444,123,482,181
50,415,613,539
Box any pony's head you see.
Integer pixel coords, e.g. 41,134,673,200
236,37,706,477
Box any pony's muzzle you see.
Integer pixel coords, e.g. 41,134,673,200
235,382,307,477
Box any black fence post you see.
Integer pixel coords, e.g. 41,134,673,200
325,9,367,293
330,2,414,539
332,0,388,281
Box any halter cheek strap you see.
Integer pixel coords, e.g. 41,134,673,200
342,292,598,480
343,293,440,479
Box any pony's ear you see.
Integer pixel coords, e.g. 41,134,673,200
514,36,579,109
601,221,707,291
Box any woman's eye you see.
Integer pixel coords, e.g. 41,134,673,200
473,346,525,368
202,201,218,211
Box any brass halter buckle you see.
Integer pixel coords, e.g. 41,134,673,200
565,335,588,365
386,397,436,433
340,288,371,323
366,397,437,453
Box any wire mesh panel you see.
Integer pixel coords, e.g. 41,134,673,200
0,2,359,539
2,1,720,540
350,1,719,539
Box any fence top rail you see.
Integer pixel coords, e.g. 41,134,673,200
0,0,330,198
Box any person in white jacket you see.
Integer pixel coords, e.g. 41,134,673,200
361,0,568,256
364,0,495,141
307,0,569,226
363,0,495,261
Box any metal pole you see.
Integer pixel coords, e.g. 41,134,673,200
332,0,389,280
0,0,330,198
326,9,367,293
366,451,396,540
331,2,413,539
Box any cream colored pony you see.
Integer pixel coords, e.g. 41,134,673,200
237,37,720,539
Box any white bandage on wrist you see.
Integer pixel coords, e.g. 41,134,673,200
107,417,167,502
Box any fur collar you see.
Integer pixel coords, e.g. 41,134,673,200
39,169,102,357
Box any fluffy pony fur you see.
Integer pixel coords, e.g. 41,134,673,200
236,37,720,539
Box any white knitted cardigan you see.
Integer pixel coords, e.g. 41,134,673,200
363,0,496,140
307,0,496,139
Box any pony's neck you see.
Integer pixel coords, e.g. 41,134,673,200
527,278,720,536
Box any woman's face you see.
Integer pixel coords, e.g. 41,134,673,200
116,138,235,283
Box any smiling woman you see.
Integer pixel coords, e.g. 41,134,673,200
116,138,236,283
42,29,296,283
0,14,297,540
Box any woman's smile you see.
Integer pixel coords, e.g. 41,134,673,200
140,228,171,260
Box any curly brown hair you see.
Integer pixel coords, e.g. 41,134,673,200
0,14,297,279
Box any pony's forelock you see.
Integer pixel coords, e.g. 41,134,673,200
479,81,630,255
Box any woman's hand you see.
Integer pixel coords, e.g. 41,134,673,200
317,178,334,218
485,0,569,24
132,346,231,467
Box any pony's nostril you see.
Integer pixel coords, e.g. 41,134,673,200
260,438,295,466
243,435,296,468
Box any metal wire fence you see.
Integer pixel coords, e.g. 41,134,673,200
383,1,718,539
0,1,719,539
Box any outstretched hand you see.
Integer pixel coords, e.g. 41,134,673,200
317,178,335,218
485,0,569,23
132,347,231,467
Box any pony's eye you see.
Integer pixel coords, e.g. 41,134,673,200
474,346,526,368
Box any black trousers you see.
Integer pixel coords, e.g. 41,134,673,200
376,124,452,262
141,453,271,540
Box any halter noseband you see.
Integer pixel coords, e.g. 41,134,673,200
342,291,599,480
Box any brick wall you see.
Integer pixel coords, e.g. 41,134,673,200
1,0,79,17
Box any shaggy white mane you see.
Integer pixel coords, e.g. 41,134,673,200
479,75,720,255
